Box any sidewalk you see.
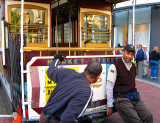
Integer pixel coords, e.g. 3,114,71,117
101,76,160,123
137,75,160,87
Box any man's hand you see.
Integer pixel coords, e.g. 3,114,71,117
54,54,65,62
107,107,113,116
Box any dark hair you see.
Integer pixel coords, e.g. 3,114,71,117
139,44,142,48
117,43,121,47
84,61,102,78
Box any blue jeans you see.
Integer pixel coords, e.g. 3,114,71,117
150,60,159,77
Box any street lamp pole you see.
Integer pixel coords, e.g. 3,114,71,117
133,0,135,46
20,0,25,118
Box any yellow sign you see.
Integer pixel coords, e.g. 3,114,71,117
64,66,79,72
45,68,57,87
46,87,55,102
45,67,79,103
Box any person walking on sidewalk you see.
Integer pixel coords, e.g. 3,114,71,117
143,46,150,77
39,55,102,123
135,44,144,65
106,44,153,123
150,46,160,79
135,44,144,77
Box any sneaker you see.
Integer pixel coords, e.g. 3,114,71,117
151,77,153,79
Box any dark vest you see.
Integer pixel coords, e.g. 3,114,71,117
113,59,137,98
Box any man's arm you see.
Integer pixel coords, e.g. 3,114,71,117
106,64,117,116
47,59,63,83
146,51,149,62
106,81,115,116
60,90,93,123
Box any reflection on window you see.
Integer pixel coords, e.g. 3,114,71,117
64,22,72,43
57,25,61,43
83,14,109,44
10,8,47,44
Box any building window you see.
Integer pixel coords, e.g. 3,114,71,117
113,7,151,49
128,7,151,48
114,10,128,47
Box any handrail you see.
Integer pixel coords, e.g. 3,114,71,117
23,47,123,56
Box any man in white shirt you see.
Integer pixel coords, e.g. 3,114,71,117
143,46,149,77
106,44,153,123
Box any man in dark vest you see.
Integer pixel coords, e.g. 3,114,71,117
106,44,153,123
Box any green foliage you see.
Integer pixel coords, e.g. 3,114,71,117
11,11,20,24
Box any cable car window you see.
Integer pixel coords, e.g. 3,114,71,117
8,4,48,47
83,14,110,44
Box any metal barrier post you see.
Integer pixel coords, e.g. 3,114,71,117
137,61,143,78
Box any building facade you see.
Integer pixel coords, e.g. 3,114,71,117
112,1,160,51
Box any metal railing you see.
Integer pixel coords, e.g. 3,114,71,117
23,47,123,56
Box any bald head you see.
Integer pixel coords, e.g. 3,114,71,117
84,61,102,78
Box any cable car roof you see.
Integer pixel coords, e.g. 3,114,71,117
14,0,129,4
106,0,129,4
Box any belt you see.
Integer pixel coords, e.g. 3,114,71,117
43,110,60,121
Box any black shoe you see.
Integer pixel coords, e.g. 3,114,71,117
143,74,147,77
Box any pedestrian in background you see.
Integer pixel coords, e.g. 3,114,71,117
143,46,149,77
39,55,102,123
106,44,153,123
150,46,160,79
117,43,122,55
135,44,144,77
135,44,144,66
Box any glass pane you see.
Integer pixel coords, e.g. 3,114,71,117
64,22,72,43
10,8,47,44
83,14,109,44
128,23,150,49
114,26,123,46
11,8,45,25
57,24,61,43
